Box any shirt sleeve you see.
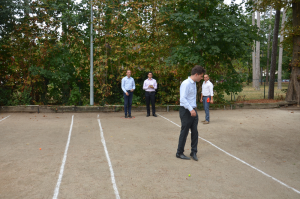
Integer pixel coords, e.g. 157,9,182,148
210,83,214,96
121,78,126,93
154,80,157,89
132,78,136,90
143,80,148,90
180,82,193,112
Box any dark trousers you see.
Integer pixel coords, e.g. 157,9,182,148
124,91,133,116
177,107,199,154
145,91,155,115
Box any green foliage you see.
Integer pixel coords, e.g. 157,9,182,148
68,83,81,105
7,87,32,106
0,0,264,106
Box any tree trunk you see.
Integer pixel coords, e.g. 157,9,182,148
268,9,281,99
255,9,260,90
278,8,286,89
266,7,272,85
286,2,300,102
252,11,256,88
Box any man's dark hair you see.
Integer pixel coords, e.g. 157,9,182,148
191,65,205,75
148,71,153,75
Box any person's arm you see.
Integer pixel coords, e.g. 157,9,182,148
121,78,127,93
143,80,148,90
154,80,157,90
132,78,136,91
210,83,214,103
200,93,203,102
180,82,193,112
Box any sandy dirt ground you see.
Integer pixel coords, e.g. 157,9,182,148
0,109,299,199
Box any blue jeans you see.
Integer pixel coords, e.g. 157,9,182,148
203,96,211,122
124,91,133,116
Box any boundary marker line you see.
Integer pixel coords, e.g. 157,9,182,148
97,115,120,199
53,115,74,199
157,113,300,195
0,115,10,123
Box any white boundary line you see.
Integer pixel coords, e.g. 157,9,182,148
53,115,74,199
157,113,300,195
0,115,10,123
97,115,120,199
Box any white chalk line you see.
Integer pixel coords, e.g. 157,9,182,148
97,117,120,199
53,115,74,199
0,115,10,123
157,113,300,195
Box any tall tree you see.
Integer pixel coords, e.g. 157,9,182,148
255,6,261,90
266,7,273,84
278,8,286,89
252,4,256,88
286,1,300,102
268,9,281,99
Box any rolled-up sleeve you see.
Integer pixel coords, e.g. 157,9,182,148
121,78,126,93
180,83,193,111
154,80,157,89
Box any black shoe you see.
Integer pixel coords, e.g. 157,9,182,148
176,153,191,160
153,114,157,117
190,152,198,161
128,115,132,118
125,115,128,118
146,114,150,117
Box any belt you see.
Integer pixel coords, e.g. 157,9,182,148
126,90,132,92
203,96,210,97
146,91,155,93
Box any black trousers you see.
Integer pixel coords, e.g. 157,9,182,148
145,91,156,115
177,107,199,154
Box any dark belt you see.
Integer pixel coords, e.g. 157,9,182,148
203,96,210,97
146,91,155,93
126,90,132,92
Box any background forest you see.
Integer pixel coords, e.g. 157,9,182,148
0,0,298,106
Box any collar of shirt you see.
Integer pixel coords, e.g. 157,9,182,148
204,80,211,84
188,77,195,84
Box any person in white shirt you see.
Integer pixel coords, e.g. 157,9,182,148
176,65,206,161
200,74,214,124
143,72,157,117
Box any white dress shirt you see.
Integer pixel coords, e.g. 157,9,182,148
143,78,157,92
180,77,197,111
202,80,214,96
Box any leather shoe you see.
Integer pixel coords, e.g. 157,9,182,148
201,120,206,122
146,114,150,117
125,115,128,118
153,114,157,117
190,152,198,161
203,121,209,124
176,153,191,160
128,115,132,118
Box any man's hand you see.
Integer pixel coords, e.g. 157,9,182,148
130,89,134,92
190,109,196,117
211,99,213,104
200,99,203,102
126,92,129,96
148,85,151,88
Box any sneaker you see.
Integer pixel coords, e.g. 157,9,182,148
128,115,132,118
203,121,209,124
201,120,206,122
125,115,128,118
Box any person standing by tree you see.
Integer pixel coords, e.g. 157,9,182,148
176,65,205,161
200,74,214,124
143,72,158,117
121,70,135,118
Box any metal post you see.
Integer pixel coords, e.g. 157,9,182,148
90,1,94,105
264,80,266,99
